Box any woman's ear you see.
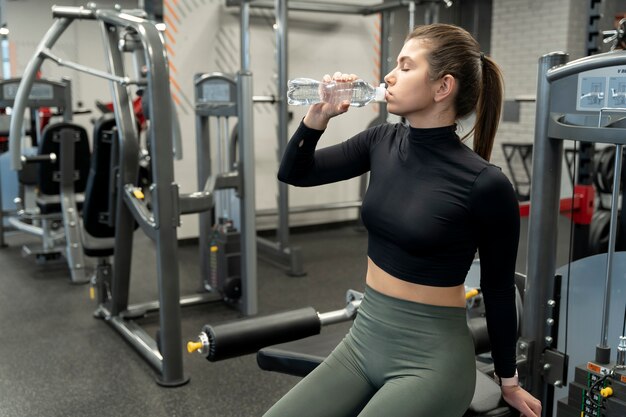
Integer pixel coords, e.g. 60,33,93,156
434,74,456,103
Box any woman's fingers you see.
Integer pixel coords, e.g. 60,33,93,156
330,72,358,82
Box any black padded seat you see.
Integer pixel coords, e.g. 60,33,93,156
257,323,514,417
81,115,117,258
81,229,114,258
37,122,91,197
34,122,90,216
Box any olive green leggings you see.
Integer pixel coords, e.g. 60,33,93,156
262,286,476,417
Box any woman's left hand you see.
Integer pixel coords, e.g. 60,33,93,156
500,385,542,417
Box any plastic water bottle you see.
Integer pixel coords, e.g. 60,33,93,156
287,78,386,107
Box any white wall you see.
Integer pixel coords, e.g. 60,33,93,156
165,1,380,235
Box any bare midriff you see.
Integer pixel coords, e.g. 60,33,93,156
365,257,466,308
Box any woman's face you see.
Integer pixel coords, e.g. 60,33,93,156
384,38,439,120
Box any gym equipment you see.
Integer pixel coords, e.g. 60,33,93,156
188,281,521,416
8,3,260,386
0,77,91,283
551,253,626,416
525,46,626,416
188,289,362,361
195,73,241,299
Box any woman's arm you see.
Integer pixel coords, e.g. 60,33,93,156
471,165,542,417
277,120,376,187
278,72,377,187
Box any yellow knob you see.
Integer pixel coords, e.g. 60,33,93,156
89,286,95,301
210,246,218,253
465,289,480,300
187,341,203,353
132,188,145,200
600,386,613,398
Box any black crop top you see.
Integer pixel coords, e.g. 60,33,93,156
278,121,520,377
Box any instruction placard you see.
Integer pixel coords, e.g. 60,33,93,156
577,66,626,111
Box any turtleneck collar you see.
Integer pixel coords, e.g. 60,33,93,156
407,124,458,144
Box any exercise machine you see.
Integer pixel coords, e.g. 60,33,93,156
1,76,91,283
188,266,526,416
194,72,256,313
8,3,259,386
523,28,626,416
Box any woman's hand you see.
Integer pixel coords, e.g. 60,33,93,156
303,72,358,130
500,385,542,417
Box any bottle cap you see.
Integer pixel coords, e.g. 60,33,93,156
375,83,386,102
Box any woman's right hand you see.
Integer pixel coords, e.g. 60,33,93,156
303,72,357,130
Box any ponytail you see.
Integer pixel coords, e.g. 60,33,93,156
473,55,504,161
406,24,505,162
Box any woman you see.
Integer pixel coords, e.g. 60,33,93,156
265,23,542,417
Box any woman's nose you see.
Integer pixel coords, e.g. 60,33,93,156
384,71,394,85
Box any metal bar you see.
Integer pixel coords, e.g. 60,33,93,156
598,143,621,351
256,200,362,216
125,293,221,316
121,186,157,240
318,299,361,326
257,236,304,277
408,1,416,29
108,317,163,372
59,127,87,284
195,76,213,290
547,50,626,82
51,5,97,20
240,2,250,72
238,71,258,316
126,14,188,386
237,3,258,315
522,52,568,401
100,19,140,318
226,0,417,15
9,18,72,170
39,48,142,86
599,105,625,352
275,0,290,250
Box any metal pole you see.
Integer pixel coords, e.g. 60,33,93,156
597,132,623,363
275,0,290,249
9,17,72,170
522,52,568,404
408,1,415,29
238,1,258,316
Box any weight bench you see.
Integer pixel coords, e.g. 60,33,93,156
257,325,514,417
188,288,517,417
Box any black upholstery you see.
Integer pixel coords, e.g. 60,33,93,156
37,122,90,196
36,122,90,214
82,115,117,257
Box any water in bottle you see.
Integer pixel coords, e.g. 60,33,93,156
287,78,386,107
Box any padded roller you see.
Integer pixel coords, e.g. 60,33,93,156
204,307,321,362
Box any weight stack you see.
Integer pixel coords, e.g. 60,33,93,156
208,224,242,302
556,362,626,417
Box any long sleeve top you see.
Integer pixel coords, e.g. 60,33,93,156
278,121,521,378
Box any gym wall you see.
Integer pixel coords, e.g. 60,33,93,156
164,0,379,236
491,0,623,198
